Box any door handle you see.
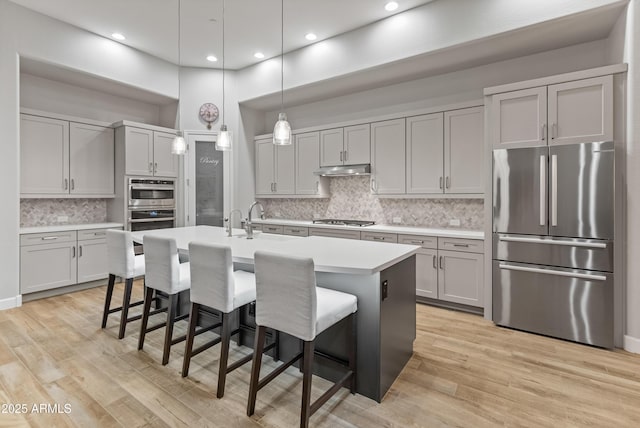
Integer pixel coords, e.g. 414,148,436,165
542,124,547,141
72,246,76,258
340,151,343,162
439,177,443,190
64,178,68,190
551,154,558,226
499,236,607,249
439,256,443,269
274,182,277,192
498,263,606,281
432,255,437,269
71,178,75,190
539,155,546,226
445,176,450,189
154,162,158,173
344,151,348,162
552,123,557,140
149,162,153,173
79,245,83,257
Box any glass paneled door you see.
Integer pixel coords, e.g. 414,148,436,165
185,132,231,227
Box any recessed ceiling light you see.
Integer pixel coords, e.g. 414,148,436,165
305,33,317,41
254,52,265,59
206,55,218,62
111,33,126,41
384,2,399,12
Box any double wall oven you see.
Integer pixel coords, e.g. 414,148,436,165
128,178,176,232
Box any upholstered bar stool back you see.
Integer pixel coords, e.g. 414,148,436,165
102,230,145,339
182,242,261,398
139,235,191,365
249,251,357,428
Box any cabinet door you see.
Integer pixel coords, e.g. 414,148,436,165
344,124,370,165
77,238,108,283
445,107,484,194
548,75,613,146
416,248,438,299
320,128,344,166
153,131,179,177
20,242,77,294
437,250,483,307
255,139,275,195
69,123,114,195
406,113,443,194
275,144,295,194
125,127,153,176
20,114,69,194
491,87,547,148
295,132,321,195
371,118,406,194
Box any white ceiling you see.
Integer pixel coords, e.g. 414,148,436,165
9,0,435,70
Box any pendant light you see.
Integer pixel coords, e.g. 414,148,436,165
273,0,291,145
171,0,187,155
216,0,231,151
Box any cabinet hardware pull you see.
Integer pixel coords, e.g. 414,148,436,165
274,182,277,192
79,246,83,257
373,236,384,241
439,256,444,269
552,123,557,139
94,232,106,236
344,151,348,162
64,178,68,190
446,176,450,189
71,179,75,190
411,240,424,245
149,162,153,172
72,246,76,258
370,178,377,193
542,124,547,141
340,151,343,162
41,236,58,240
439,177,443,189
453,243,469,248
432,255,437,269
154,162,158,173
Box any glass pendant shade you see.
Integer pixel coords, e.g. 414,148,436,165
171,133,187,155
217,124,232,151
273,112,291,145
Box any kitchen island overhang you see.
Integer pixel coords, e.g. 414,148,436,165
131,226,419,402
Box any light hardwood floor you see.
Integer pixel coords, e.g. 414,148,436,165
1,281,640,427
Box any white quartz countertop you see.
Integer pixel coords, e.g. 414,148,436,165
252,219,484,240
131,226,420,275
20,222,124,234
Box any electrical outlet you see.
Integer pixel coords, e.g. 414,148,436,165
449,219,461,227
57,216,68,223
392,217,402,224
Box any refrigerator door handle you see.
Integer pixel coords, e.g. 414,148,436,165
498,235,607,249
498,263,606,281
541,124,546,141
551,154,558,226
539,155,546,226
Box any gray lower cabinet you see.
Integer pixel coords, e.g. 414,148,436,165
308,227,361,240
261,224,284,234
437,250,484,307
283,226,309,236
415,248,438,299
20,227,119,295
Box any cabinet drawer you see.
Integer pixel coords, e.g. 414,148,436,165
250,224,262,232
309,228,361,240
20,231,76,246
438,237,484,253
398,234,437,249
262,225,284,234
283,226,309,237
78,227,120,241
361,231,398,243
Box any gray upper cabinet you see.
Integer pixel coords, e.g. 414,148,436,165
255,139,275,195
371,118,406,194
124,127,178,177
406,113,444,194
295,132,326,195
445,106,484,194
275,143,295,194
255,138,295,196
69,122,114,195
491,75,613,149
21,114,114,197
320,124,370,166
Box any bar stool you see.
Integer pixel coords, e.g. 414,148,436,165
182,242,275,398
138,235,191,365
248,251,357,428
102,230,146,339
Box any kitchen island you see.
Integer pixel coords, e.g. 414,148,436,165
131,225,419,402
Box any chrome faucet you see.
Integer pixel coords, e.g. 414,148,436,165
245,201,265,239
224,209,243,237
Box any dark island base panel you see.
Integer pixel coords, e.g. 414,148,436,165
166,256,416,403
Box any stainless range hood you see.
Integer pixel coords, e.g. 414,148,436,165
313,164,371,177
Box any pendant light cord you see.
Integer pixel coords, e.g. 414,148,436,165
177,0,181,133
222,0,225,125
280,0,284,111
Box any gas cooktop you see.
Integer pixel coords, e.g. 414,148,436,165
312,219,375,227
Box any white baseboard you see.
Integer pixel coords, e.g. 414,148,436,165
0,295,22,311
623,335,640,354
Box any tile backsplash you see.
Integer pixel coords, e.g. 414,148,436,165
20,199,107,227
258,176,484,229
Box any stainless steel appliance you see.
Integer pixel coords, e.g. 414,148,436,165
492,141,614,348
312,219,375,227
127,178,176,232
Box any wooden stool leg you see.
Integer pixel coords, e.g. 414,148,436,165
349,312,357,394
162,293,179,365
217,312,231,398
138,286,154,350
247,325,267,416
181,302,200,377
118,278,134,339
300,340,315,428
101,274,116,328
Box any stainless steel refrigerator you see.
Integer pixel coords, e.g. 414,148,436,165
492,141,614,348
